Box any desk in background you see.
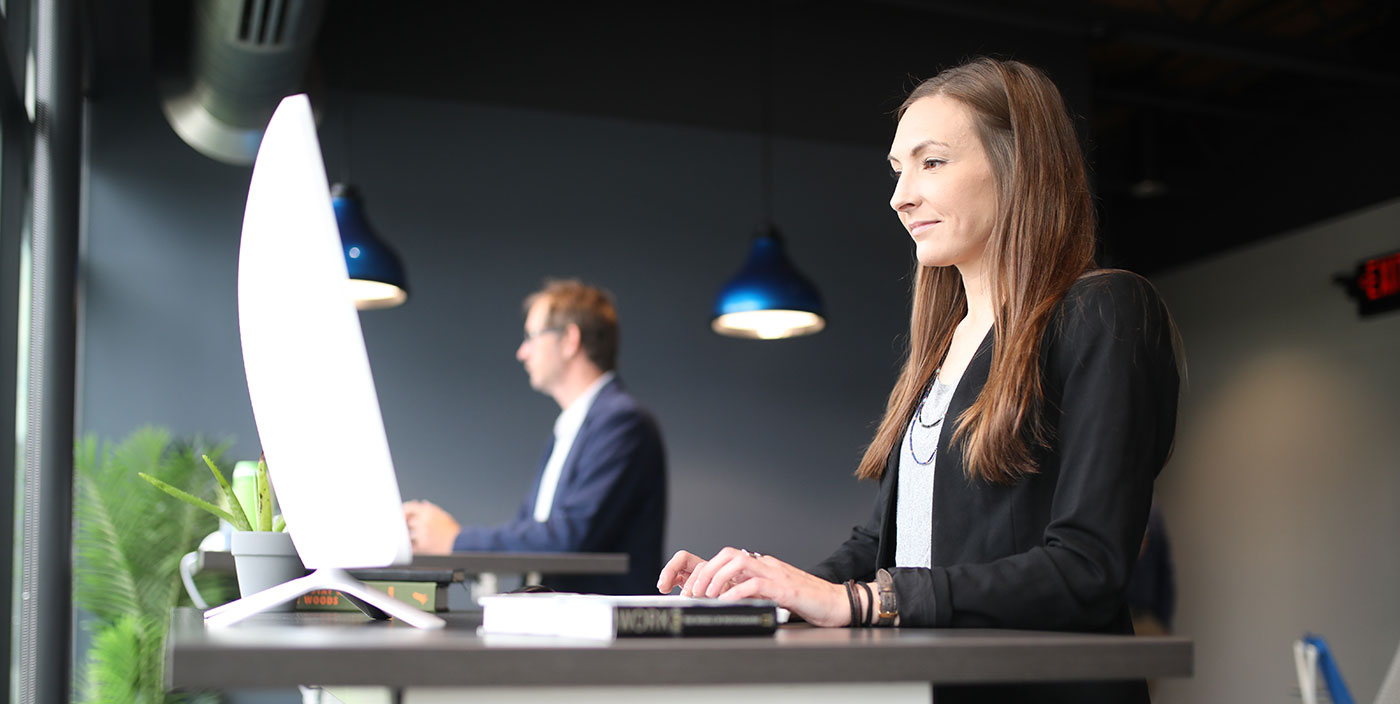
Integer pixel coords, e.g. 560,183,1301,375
166,608,1192,703
198,550,629,597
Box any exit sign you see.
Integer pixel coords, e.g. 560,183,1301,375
1342,250,1400,317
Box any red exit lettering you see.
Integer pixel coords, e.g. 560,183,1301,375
1358,253,1400,302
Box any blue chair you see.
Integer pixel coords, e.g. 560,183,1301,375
1296,633,1400,704
1295,634,1355,704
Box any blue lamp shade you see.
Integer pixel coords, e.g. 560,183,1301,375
331,183,409,310
712,227,826,339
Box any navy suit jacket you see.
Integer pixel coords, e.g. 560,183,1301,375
452,377,667,595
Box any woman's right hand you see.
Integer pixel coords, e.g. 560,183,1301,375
656,548,857,627
656,549,707,595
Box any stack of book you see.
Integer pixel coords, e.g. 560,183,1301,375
295,568,462,613
479,594,780,639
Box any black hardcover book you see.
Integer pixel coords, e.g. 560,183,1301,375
344,568,463,585
479,594,780,639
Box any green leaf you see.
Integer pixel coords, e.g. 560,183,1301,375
201,453,253,532
256,455,273,532
137,473,243,527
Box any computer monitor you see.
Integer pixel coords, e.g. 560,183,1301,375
203,94,442,629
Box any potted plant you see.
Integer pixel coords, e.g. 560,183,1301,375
73,426,235,704
139,453,306,605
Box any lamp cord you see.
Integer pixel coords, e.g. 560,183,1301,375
337,7,353,185
759,0,773,227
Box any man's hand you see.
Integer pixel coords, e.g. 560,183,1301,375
402,500,461,555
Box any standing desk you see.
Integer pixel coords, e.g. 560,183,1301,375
165,608,1192,703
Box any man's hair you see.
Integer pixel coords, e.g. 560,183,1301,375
524,279,620,372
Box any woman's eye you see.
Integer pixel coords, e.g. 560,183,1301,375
923,158,946,169
889,170,902,181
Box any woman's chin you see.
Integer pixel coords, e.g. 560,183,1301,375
913,244,954,269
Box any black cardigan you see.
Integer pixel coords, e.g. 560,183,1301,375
810,272,1179,703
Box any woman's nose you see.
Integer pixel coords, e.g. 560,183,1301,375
889,174,916,212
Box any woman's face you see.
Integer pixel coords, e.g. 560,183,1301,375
888,95,999,275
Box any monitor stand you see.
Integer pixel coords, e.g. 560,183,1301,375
203,568,447,629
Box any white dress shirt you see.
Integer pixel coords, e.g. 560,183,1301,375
532,371,616,522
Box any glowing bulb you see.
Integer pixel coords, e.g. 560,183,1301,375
711,310,825,339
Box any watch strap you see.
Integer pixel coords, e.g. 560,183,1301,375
874,568,898,626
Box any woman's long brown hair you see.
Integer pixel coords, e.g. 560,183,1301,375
856,58,1097,484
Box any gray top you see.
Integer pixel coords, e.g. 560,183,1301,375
165,608,1193,690
896,369,961,569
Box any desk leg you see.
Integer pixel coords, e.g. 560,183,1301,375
473,572,499,599
316,685,396,704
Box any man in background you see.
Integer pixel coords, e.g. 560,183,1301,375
404,279,667,595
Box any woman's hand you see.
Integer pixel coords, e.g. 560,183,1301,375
656,550,708,595
657,547,853,627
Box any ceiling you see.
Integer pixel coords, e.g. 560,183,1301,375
127,0,1400,274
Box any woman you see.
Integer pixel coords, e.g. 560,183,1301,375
658,58,1179,702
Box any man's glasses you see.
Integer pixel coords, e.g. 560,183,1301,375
522,326,564,344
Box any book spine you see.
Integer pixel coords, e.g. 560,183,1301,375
614,607,777,637
294,581,446,612
297,588,359,612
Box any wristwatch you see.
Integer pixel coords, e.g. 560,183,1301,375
874,568,898,626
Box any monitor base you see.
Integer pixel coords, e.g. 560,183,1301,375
203,567,447,629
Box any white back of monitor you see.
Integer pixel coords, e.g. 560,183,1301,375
237,94,411,570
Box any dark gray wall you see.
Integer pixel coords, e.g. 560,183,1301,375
81,79,935,572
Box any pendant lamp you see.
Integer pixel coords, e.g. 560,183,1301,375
331,183,409,310
711,0,825,340
712,226,825,339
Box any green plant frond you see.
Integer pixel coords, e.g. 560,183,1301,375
73,467,144,623
90,429,206,579
126,474,227,617
74,428,235,704
79,614,156,704
188,570,238,609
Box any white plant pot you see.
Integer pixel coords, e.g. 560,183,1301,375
229,531,307,611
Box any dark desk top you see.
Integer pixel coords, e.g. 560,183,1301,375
166,608,1192,690
198,550,629,576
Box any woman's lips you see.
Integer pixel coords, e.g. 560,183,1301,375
908,220,940,237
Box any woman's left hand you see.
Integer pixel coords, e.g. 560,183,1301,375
679,546,853,627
